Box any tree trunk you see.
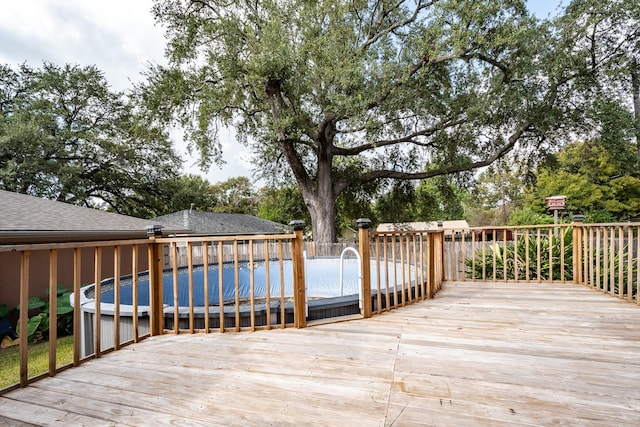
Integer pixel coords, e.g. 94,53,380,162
306,193,337,244
300,151,338,244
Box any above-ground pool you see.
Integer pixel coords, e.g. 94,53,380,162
94,257,370,307
74,255,420,356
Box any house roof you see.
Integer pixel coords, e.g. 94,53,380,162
0,190,188,244
376,220,469,233
151,210,290,236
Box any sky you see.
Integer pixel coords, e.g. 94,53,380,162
0,0,565,184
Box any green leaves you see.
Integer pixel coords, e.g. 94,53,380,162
146,0,602,242
466,227,574,281
0,62,181,218
13,284,73,343
522,140,640,221
18,297,46,312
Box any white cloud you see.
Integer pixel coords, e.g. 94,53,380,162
0,0,255,184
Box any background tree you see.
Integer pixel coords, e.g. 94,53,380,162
209,176,257,214
158,174,218,213
412,177,466,221
144,0,573,243
256,185,310,229
373,181,417,224
467,160,525,225
0,63,180,217
522,140,640,221
373,176,465,223
558,0,640,164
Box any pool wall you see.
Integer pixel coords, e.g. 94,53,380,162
80,306,150,358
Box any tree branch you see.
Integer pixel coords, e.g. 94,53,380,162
356,120,533,184
361,0,436,51
333,117,467,155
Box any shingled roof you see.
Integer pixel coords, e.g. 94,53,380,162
0,190,188,244
151,210,290,236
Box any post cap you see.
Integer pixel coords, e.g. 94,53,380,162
573,214,585,223
146,224,163,237
356,218,372,229
289,220,305,231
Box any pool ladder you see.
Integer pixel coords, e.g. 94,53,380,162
339,247,363,310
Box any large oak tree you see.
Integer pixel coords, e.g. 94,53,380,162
144,0,581,242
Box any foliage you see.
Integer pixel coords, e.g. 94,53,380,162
143,0,576,243
209,176,257,214
373,181,417,224
466,227,574,281
591,243,638,296
15,285,73,343
507,208,554,226
413,177,466,221
522,140,640,220
0,62,180,217
581,208,615,224
469,160,526,225
373,176,466,223
335,181,378,234
256,186,310,230
557,0,640,168
508,208,553,225
159,174,218,213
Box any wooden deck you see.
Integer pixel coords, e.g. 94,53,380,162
1,281,640,426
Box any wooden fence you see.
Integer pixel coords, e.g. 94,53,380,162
5,221,636,394
153,232,302,334
5,220,637,394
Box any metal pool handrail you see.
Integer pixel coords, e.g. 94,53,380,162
339,247,362,308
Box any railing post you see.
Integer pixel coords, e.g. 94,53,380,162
146,225,164,336
19,251,29,388
427,231,445,297
290,220,307,328
357,218,372,318
428,233,436,298
439,231,445,287
572,216,584,285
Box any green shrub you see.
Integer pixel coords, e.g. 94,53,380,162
589,244,638,296
466,227,573,281
16,285,73,343
507,208,554,226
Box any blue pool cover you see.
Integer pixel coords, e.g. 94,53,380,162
100,258,416,307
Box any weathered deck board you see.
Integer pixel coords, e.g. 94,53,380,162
1,281,640,426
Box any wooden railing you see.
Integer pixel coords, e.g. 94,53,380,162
445,225,575,283
5,220,636,395
573,223,639,302
152,231,303,334
0,239,151,392
444,223,639,303
361,225,444,317
0,229,305,394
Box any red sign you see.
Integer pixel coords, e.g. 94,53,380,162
545,196,566,210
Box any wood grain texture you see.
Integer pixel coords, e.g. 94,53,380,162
1,281,639,426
